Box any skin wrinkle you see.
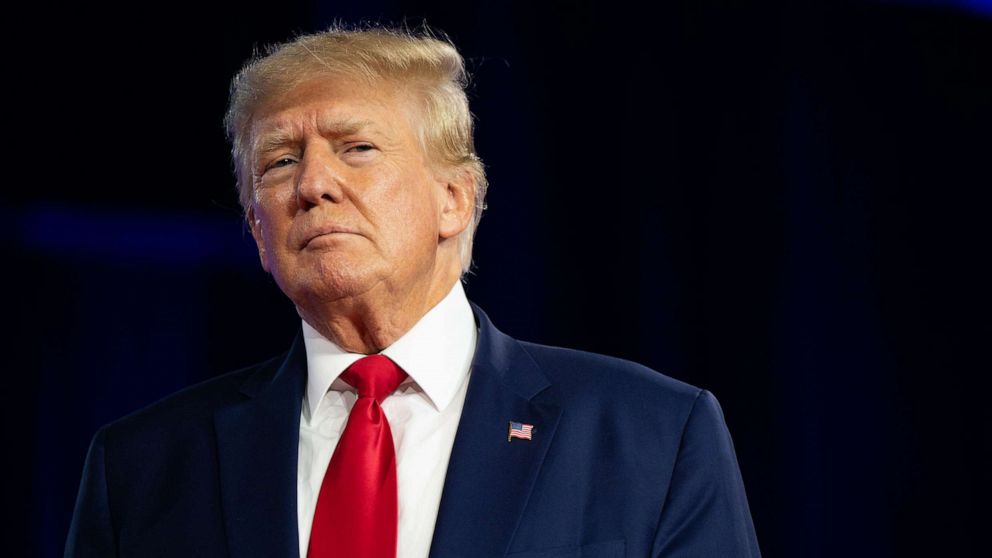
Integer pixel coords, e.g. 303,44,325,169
225,30,487,274
253,118,379,168
250,79,416,196
247,76,474,353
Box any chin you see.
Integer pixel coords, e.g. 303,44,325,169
277,264,380,307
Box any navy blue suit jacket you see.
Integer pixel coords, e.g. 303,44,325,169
66,303,761,557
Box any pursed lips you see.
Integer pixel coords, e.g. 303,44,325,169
300,224,360,248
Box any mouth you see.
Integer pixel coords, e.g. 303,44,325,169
301,225,360,248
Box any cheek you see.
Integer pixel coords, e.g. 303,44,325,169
368,176,438,238
255,192,296,237
264,188,296,213
393,193,439,243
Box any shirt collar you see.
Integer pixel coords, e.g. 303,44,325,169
302,281,477,418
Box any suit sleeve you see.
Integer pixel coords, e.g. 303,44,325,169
65,427,117,558
651,390,761,557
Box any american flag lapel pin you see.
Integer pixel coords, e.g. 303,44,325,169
508,421,534,442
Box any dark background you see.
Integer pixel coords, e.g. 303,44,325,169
7,0,991,556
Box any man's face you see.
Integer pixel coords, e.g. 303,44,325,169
247,77,455,310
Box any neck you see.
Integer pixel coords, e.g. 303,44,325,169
298,264,461,354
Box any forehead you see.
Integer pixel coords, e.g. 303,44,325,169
249,76,422,144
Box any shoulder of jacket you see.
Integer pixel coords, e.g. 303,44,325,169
516,340,702,404
101,353,285,438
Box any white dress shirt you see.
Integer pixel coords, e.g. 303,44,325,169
297,282,477,558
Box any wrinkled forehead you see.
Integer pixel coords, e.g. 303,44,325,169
248,75,427,150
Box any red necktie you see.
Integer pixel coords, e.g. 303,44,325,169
308,355,408,558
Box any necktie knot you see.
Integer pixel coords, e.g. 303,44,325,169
340,354,407,402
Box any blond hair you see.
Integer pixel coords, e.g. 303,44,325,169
224,25,487,273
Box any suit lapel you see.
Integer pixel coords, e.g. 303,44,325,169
214,333,307,558
430,304,562,558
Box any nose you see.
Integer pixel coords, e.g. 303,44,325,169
294,143,345,210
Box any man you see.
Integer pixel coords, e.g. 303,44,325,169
66,26,761,557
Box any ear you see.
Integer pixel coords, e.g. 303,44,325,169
437,167,476,240
246,206,271,273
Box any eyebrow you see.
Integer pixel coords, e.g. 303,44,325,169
253,118,379,156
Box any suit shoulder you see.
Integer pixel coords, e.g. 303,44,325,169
516,340,702,406
103,353,284,439
512,340,720,466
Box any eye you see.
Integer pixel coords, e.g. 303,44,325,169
263,156,297,173
340,143,378,165
345,143,375,154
